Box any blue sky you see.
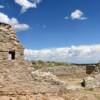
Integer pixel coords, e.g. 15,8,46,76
0,0,100,63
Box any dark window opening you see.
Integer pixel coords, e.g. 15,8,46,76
8,51,15,60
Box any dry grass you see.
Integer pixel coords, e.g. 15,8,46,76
32,60,70,69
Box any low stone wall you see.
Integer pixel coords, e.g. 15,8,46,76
39,64,100,78
40,65,87,78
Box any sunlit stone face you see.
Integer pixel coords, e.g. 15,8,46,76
0,22,24,60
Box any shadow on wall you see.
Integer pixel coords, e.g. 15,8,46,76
86,65,96,74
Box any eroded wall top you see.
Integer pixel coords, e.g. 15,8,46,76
0,22,24,51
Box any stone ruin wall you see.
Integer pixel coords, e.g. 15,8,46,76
0,22,100,99
0,51,23,60
0,22,99,76
0,23,24,61
72,63,100,76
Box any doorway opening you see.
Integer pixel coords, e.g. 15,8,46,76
8,51,15,60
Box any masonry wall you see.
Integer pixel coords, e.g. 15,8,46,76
0,23,24,61
0,52,8,60
16,51,24,60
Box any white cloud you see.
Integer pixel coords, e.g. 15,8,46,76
71,10,87,20
0,12,29,31
15,0,42,13
0,5,5,9
24,44,100,64
65,9,87,20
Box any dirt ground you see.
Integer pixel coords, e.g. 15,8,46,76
58,75,100,100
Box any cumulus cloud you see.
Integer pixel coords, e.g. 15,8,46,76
0,12,29,31
24,44,100,63
0,5,5,9
15,0,42,13
65,9,87,20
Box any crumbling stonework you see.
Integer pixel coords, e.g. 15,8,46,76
0,22,24,60
0,22,66,99
81,62,100,89
0,60,65,94
86,64,100,75
1,22,100,99
39,65,87,78
81,74,100,89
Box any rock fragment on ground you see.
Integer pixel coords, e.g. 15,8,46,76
82,74,100,88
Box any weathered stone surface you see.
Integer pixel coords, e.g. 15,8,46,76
47,96,64,100
40,65,86,78
86,65,100,75
0,93,98,100
64,93,98,100
32,70,64,84
0,22,24,60
82,74,100,88
0,60,66,94
0,23,66,95
1,22,100,100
